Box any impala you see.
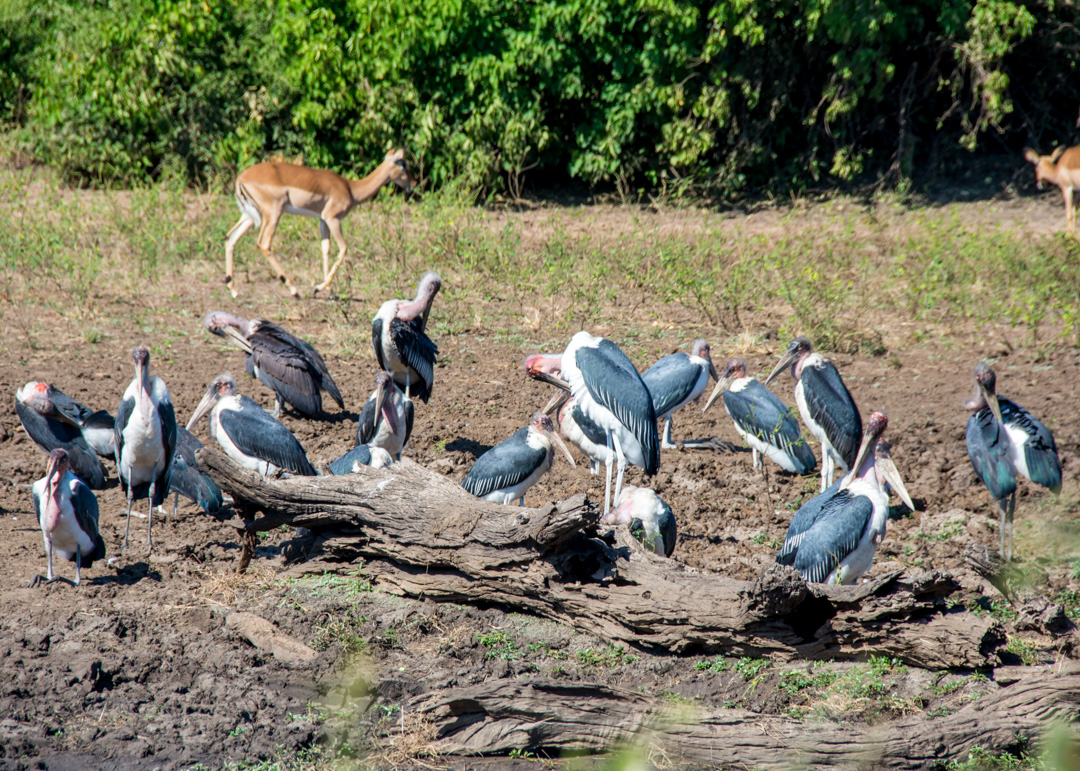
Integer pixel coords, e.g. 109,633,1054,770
1024,146,1080,234
224,148,416,298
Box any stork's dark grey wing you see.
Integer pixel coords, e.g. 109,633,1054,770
70,478,106,566
801,362,862,468
577,340,658,475
777,480,842,565
404,400,414,449
725,381,816,474
169,426,223,513
1000,398,1062,493
155,394,178,506
47,388,94,426
221,399,316,476
329,445,374,475
462,428,544,498
657,500,678,557
790,491,873,583
372,318,388,371
389,317,438,403
32,486,43,529
966,410,1017,501
572,403,608,445
80,410,116,458
257,320,344,409
113,396,133,466
249,324,323,417
641,353,699,418
357,393,377,446
17,401,106,489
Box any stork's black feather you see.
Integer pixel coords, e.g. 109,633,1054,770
219,396,316,476
801,361,862,468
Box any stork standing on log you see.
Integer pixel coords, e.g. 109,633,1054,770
640,339,718,449
765,337,862,491
16,382,108,489
776,411,913,584
703,358,816,475
356,371,413,460
600,486,677,557
115,346,177,553
462,413,575,505
204,311,343,418
372,271,441,403
526,331,658,515
30,449,106,586
965,363,1061,560
187,373,317,477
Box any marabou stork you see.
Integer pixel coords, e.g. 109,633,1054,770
461,413,575,506
31,449,106,586
372,271,441,402
115,346,177,553
553,393,612,474
187,374,317,477
641,339,718,448
356,371,413,460
776,411,913,584
328,444,394,475
600,486,677,557
526,331,659,515
16,382,107,489
168,426,225,515
965,363,1062,560
204,311,343,418
702,358,816,474
765,337,862,491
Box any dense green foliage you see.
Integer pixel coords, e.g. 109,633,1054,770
1,0,1077,193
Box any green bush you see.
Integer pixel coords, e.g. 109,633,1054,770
1,0,1077,193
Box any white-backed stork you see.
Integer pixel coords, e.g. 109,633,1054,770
372,271,441,403
31,449,106,586
765,337,862,491
329,444,394,475
776,411,913,584
641,339,718,448
600,486,677,557
965,363,1062,560
703,358,816,474
168,426,225,515
204,311,344,418
356,371,413,460
187,373,317,477
461,413,574,506
115,346,178,553
16,382,107,489
526,332,659,515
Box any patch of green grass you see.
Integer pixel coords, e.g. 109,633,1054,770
969,596,1018,622
751,533,782,550
282,569,375,600
576,645,639,668
1054,588,1080,619
733,657,770,682
1002,636,1040,666
940,746,1038,770
917,518,965,543
477,629,522,661
694,656,730,674
311,614,367,656
778,667,839,695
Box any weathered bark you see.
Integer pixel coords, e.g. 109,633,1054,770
199,448,1004,669
413,665,1080,768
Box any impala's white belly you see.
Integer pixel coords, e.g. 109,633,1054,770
283,204,321,218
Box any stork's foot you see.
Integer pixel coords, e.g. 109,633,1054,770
680,437,739,453
661,440,679,450
28,575,74,588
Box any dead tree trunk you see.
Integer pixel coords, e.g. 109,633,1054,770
198,448,1004,669
413,665,1080,768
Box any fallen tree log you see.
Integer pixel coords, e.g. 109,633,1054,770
198,448,1004,669
412,665,1080,768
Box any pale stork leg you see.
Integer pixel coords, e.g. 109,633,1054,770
661,417,677,450
47,540,55,581
74,550,82,586
604,433,615,515
123,485,135,552
272,396,282,419
752,448,761,469
612,431,627,512
147,480,156,554
1000,492,1017,561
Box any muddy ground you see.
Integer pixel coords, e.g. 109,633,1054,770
1,191,1079,770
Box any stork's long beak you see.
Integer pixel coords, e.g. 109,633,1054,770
764,351,797,386
708,358,719,382
48,391,85,427
373,379,387,431
549,430,576,467
980,382,1003,425
533,371,571,391
703,375,734,413
221,325,254,354
543,390,570,416
186,385,220,431
840,431,876,490
878,454,915,511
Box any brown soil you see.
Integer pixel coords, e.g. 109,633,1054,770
1,195,1079,769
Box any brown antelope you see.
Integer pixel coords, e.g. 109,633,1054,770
1024,146,1080,234
224,148,416,298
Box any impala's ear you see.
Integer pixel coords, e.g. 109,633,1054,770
1023,148,1040,165
387,148,404,162
1050,146,1067,162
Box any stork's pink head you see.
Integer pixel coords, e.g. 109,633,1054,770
203,310,250,337
764,337,814,386
721,358,746,380
45,448,70,485
524,353,563,380
691,339,719,381
866,411,888,438
965,362,1002,423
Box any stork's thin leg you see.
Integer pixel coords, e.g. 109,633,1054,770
75,550,82,586
519,498,525,507
752,448,760,469
612,431,627,511
172,491,179,518
604,433,614,515
47,541,54,582
998,497,1009,559
123,487,135,553
147,480,156,554
661,417,677,450
272,397,282,419
1007,492,1017,561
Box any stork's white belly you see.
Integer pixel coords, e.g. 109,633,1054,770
733,421,800,473
211,414,280,476
562,415,610,474
42,500,94,560
120,413,164,485
1004,423,1032,481
482,458,552,505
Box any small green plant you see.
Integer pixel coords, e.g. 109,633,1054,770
695,656,730,674
477,629,521,661
779,667,839,695
1002,636,1040,666
751,533,782,550
733,657,770,682
576,645,638,668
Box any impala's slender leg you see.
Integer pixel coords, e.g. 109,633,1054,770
313,217,348,295
319,219,331,282
224,216,255,299
255,207,301,299
1066,186,1076,234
